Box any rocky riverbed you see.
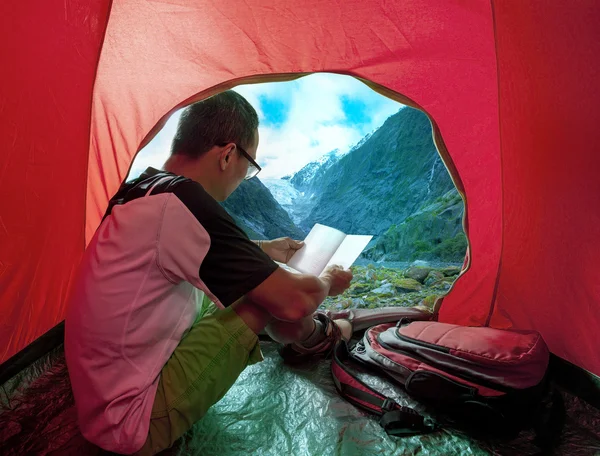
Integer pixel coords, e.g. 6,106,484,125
318,263,463,312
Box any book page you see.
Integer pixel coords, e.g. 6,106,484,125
326,234,373,270
277,261,302,274
286,224,347,275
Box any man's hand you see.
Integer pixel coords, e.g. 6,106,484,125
320,264,353,296
261,237,305,263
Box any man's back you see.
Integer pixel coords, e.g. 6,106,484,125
64,168,278,453
64,170,203,452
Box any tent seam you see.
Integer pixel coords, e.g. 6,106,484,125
82,0,114,250
484,0,505,327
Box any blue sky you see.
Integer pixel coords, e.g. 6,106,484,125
130,73,403,179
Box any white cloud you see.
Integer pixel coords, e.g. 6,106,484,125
236,73,402,178
256,123,364,178
130,73,402,180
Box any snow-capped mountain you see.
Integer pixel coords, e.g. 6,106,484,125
225,106,465,262
262,139,376,229
261,178,311,228
260,178,301,206
350,131,373,152
289,148,346,194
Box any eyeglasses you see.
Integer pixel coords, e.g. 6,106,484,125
219,143,261,179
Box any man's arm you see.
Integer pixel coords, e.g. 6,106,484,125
163,180,350,312
253,237,304,263
246,265,352,322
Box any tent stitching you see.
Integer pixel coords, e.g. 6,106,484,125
484,0,505,327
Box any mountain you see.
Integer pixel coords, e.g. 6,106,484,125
288,106,465,262
260,178,310,229
222,106,466,262
289,148,346,196
220,178,305,240
363,189,466,262
299,107,456,234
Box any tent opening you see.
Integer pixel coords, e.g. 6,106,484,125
128,72,468,315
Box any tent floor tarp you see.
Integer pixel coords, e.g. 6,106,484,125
1,342,599,456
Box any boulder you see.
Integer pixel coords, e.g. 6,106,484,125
349,283,371,295
365,269,377,281
370,283,396,297
351,298,367,308
424,270,445,286
440,265,462,277
393,278,422,293
404,266,432,283
420,295,440,308
411,260,431,267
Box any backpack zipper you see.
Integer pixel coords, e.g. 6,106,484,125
393,330,451,353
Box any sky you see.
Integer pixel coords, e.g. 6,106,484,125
129,73,403,179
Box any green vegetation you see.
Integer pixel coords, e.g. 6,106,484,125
301,107,457,239
410,233,467,262
222,105,467,265
362,187,465,263
318,264,462,312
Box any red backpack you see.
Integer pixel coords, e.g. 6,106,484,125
332,319,563,445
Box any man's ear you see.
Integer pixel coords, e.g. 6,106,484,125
219,143,236,171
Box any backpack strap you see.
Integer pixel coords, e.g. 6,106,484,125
331,340,438,436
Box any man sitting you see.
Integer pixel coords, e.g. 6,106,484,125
64,90,353,455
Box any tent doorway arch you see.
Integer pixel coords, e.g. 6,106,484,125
128,73,471,313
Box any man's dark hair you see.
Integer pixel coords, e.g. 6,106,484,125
170,90,259,158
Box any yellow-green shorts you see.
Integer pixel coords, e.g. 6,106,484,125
135,296,263,455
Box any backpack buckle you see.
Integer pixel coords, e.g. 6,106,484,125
381,398,397,413
396,318,412,327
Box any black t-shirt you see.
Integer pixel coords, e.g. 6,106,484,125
104,167,278,306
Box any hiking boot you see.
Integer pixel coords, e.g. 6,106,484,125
277,307,432,364
279,312,352,364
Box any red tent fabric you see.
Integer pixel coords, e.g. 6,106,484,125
1,1,599,378
0,0,112,363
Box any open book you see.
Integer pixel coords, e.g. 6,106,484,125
285,223,373,276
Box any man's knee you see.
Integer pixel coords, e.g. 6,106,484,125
230,296,271,335
265,315,315,345
230,296,316,344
